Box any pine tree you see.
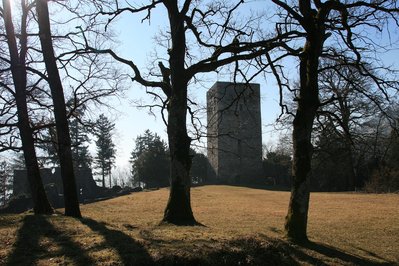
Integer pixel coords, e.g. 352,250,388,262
70,118,92,169
130,130,169,188
11,153,26,170
94,114,116,187
39,126,59,167
39,119,92,169
67,99,93,169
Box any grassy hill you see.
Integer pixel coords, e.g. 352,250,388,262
0,185,398,265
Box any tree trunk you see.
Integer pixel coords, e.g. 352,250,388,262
2,0,53,214
285,102,316,242
341,141,356,191
162,90,196,225
285,29,322,241
162,2,196,225
36,0,81,217
109,167,112,188
18,122,54,214
341,105,356,191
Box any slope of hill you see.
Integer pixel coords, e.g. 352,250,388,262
0,185,398,265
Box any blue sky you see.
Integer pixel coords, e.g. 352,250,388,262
3,1,397,173
87,1,399,170
95,1,286,169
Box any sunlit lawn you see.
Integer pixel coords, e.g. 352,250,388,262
0,185,398,265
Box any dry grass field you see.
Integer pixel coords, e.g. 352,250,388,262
0,185,398,265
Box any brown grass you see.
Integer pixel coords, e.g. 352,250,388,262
0,185,398,265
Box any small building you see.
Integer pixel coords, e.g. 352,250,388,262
207,82,263,184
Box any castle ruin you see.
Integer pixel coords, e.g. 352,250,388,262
207,82,263,184
13,167,101,205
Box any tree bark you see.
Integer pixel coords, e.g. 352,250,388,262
2,0,53,214
36,0,81,217
285,13,323,241
162,87,196,224
162,1,197,225
285,98,316,242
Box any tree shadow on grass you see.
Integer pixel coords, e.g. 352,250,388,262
138,232,300,266
6,215,393,265
139,229,393,266
6,215,94,266
298,241,395,266
79,218,153,265
355,246,396,264
213,237,393,266
6,215,153,266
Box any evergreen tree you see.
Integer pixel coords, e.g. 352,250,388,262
94,114,116,187
11,152,26,170
38,126,59,167
70,118,92,169
190,149,210,184
263,151,292,187
39,119,92,169
130,130,169,188
67,99,93,169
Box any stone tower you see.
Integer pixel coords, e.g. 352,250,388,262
207,82,263,184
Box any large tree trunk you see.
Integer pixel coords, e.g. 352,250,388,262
285,31,322,241
162,1,196,225
285,101,317,242
162,89,196,225
284,0,330,241
18,120,54,214
36,0,81,217
2,0,53,214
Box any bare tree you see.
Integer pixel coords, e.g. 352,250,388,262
314,64,384,191
265,0,399,242
36,0,81,217
1,0,53,214
76,0,291,225
1,0,119,215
